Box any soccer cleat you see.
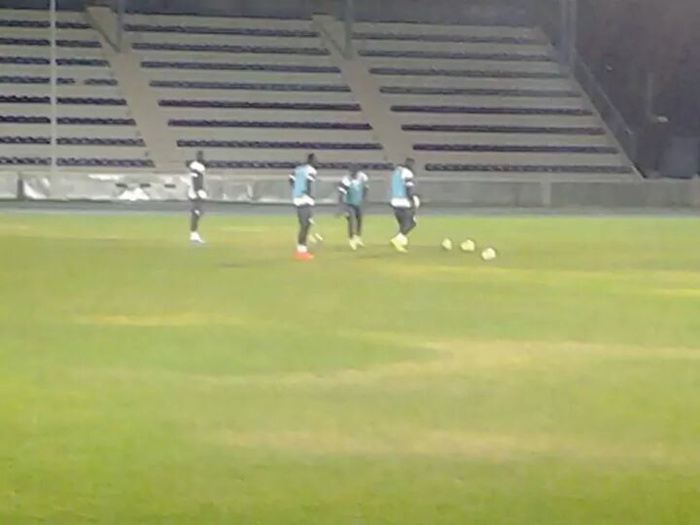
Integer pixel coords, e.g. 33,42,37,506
354,236,365,248
189,233,205,244
295,250,314,260
390,237,408,253
349,238,358,251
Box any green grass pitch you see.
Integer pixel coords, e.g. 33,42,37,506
1,211,700,524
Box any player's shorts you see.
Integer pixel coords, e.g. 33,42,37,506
392,206,415,226
190,198,204,216
344,203,362,220
296,204,314,226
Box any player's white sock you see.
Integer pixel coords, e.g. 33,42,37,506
297,245,308,253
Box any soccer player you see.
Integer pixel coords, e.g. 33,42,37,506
389,157,419,253
337,166,369,250
187,150,207,244
289,153,318,260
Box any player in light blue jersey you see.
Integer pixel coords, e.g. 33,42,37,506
389,157,419,253
337,166,369,250
289,153,318,260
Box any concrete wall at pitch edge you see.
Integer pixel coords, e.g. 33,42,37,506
1,171,700,208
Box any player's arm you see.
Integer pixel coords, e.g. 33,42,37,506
197,172,207,200
404,178,416,208
337,177,350,202
360,172,369,205
288,172,295,188
337,177,349,214
401,168,420,209
186,162,197,200
305,167,317,197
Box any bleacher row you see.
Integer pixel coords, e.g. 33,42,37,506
0,36,100,47
1,75,117,85
0,9,150,168
349,19,625,176
0,8,635,179
1,56,108,65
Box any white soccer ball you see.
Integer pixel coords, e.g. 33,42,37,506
441,238,453,251
481,247,497,261
460,239,476,253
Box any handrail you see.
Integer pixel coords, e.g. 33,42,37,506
534,1,638,164
571,53,638,162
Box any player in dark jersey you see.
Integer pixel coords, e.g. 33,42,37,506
187,150,207,244
289,153,318,260
337,166,369,250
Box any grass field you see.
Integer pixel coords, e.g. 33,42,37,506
1,210,700,524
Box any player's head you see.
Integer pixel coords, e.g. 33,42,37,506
195,150,205,164
349,164,361,178
404,157,415,170
306,153,318,168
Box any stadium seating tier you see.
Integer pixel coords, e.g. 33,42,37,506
0,9,635,180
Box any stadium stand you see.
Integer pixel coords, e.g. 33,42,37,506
0,9,153,169
0,6,637,181
125,14,390,172
352,21,636,179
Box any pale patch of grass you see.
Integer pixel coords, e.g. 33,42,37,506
74,312,248,327
0,223,31,233
653,288,700,298
215,428,700,467
68,336,700,394
381,262,700,289
426,339,700,362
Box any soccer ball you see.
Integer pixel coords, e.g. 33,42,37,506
481,247,497,261
460,239,476,253
441,238,453,251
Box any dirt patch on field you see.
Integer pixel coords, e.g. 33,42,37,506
216,428,699,467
